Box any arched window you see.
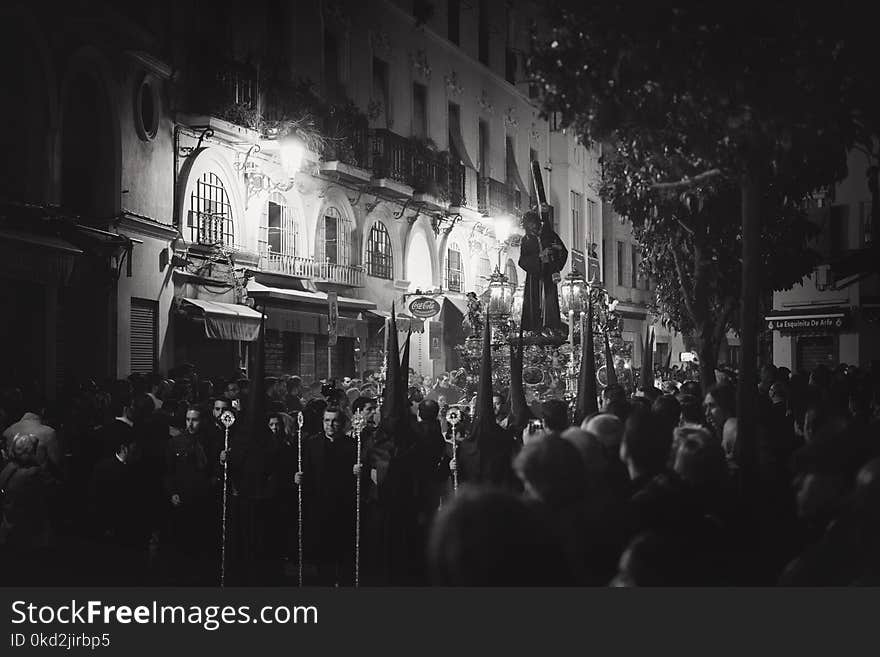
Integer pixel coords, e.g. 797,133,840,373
260,193,303,274
366,221,393,279
505,259,518,286
261,193,300,256
446,241,463,292
317,206,352,265
188,171,234,246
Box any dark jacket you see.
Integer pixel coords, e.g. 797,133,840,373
0,461,56,550
164,433,211,504
300,432,359,561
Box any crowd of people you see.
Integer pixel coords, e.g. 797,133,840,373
2,360,879,586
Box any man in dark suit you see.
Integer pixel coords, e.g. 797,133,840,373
89,433,143,546
295,405,360,586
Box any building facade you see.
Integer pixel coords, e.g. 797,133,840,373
768,149,880,372
0,0,601,397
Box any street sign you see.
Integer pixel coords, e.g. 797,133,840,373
328,291,338,346
765,311,849,333
409,296,441,319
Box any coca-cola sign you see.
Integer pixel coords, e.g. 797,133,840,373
409,297,441,319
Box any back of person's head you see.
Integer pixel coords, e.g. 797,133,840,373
418,398,440,422
130,393,154,424
10,433,38,464
652,394,682,432
513,433,586,507
612,531,691,586
561,427,608,480
621,407,672,476
604,399,630,423
583,413,624,450
540,399,569,432
677,393,704,425
638,386,662,403
287,375,302,393
110,380,134,417
680,380,702,399
673,427,727,488
602,384,627,405
427,486,571,586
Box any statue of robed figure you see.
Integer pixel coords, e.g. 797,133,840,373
518,208,568,333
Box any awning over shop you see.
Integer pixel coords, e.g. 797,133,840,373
366,309,426,333
246,280,376,310
265,306,367,338
180,298,263,341
0,229,83,285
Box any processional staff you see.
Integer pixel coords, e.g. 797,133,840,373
296,411,304,588
219,409,236,588
351,409,367,588
445,407,462,494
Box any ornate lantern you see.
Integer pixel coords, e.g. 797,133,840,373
486,268,515,317
559,270,589,317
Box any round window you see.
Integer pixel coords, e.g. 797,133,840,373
134,75,159,141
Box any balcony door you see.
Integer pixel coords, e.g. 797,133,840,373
260,192,303,273
318,206,352,266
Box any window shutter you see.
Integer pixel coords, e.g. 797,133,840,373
131,299,157,374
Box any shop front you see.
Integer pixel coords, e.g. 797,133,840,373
766,307,851,372
246,281,373,383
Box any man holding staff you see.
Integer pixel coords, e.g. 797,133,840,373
295,405,362,586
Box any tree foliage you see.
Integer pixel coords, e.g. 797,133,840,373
528,1,873,390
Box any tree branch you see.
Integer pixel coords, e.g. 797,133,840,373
670,237,698,324
651,168,723,191
712,295,737,347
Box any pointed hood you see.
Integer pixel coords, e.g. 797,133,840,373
575,300,598,425
246,305,268,444
507,322,533,428
640,325,653,389
400,327,412,393
468,310,498,448
380,303,403,427
604,330,619,387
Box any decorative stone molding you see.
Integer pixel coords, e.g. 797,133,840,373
530,121,543,143
408,48,432,79
504,106,518,129
477,89,494,114
444,70,463,96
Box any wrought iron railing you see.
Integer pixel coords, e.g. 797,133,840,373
323,113,371,169
488,178,516,215
260,250,315,278
477,177,489,215
313,259,365,287
370,129,413,185
187,210,236,247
